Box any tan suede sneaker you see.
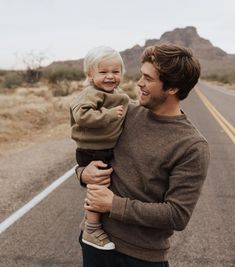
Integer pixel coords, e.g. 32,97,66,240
82,229,115,250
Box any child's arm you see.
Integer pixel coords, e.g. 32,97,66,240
71,92,123,128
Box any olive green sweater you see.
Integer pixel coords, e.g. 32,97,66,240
78,103,210,262
100,104,210,262
70,85,129,150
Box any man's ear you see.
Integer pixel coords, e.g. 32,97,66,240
168,88,179,95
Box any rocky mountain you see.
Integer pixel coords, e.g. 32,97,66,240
46,26,235,78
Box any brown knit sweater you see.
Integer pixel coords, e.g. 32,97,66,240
99,104,210,262
70,85,129,150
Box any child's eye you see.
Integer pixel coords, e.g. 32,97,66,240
99,71,106,74
113,71,120,74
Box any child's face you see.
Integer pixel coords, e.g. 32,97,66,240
89,57,122,92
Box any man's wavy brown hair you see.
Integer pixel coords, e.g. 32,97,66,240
141,44,201,100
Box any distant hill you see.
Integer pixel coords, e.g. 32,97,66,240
45,26,235,78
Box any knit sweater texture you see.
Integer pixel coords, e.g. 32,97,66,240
99,104,210,262
70,85,129,150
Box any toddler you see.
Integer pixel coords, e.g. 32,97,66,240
70,46,129,250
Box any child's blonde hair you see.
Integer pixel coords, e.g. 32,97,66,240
83,46,125,86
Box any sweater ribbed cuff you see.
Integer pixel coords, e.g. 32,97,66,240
110,195,127,221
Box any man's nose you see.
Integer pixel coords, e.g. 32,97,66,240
137,77,144,87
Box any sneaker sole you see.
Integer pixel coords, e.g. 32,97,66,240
82,239,115,250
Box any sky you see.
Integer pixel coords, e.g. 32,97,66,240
1,0,235,69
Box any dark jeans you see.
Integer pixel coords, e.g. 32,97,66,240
79,232,170,267
76,148,113,168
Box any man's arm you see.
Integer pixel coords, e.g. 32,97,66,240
85,141,210,231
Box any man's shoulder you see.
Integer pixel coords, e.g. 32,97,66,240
126,103,142,115
180,117,209,156
183,116,208,144
127,103,145,114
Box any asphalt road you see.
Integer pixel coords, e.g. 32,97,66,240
0,81,234,267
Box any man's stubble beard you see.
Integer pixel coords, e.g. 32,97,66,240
141,91,168,112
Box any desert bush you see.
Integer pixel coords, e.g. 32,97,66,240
121,80,139,100
50,80,83,97
202,72,235,84
23,68,42,83
0,70,6,86
124,73,141,81
16,50,46,84
0,84,74,145
45,68,85,83
15,85,52,100
0,70,8,76
2,72,24,89
52,94,75,112
0,93,52,143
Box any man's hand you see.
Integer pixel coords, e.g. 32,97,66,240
84,184,114,213
81,161,112,186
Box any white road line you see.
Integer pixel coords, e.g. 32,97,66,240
0,165,76,235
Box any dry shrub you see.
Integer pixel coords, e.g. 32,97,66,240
50,80,83,97
45,68,85,83
203,71,235,84
52,91,82,123
0,93,54,143
0,79,140,147
16,85,52,100
2,72,23,88
121,80,139,100
0,119,23,142
0,80,86,147
12,103,51,126
53,95,74,111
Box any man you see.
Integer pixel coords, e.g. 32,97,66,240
76,44,210,267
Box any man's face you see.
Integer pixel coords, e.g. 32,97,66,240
137,62,168,112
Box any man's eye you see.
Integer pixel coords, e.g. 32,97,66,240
144,75,151,81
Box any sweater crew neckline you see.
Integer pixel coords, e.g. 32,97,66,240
147,109,186,122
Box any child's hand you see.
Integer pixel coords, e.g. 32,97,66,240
115,105,124,118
